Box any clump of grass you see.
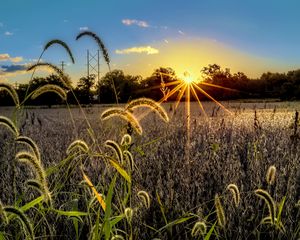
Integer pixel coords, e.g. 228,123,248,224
254,189,276,224
4,206,34,239
137,191,151,209
125,97,169,123
101,108,142,135
226,183,240,207
191,221,207,237
214,194,226,228
31,84,67,101
0,82,20,107
0,115,19,137
44,39,75,64
266,165,276,185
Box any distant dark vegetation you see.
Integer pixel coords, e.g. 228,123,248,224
1,63,300,106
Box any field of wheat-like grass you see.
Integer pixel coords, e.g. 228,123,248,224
0,101,299,239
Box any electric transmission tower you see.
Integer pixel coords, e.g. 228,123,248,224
86,49,100,81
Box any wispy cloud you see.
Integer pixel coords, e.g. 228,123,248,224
122,19,149,28
115,46,159,55
4,31,13,36
79,26,89,31
0,22,3,27
0,54,23,63
178,30,185,35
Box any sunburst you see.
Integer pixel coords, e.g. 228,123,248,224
136,70,235,163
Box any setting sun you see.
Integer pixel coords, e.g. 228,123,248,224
181,71,194,84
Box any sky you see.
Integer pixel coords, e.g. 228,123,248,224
1,0,300,84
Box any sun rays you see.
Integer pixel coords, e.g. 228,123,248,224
135,69,235,162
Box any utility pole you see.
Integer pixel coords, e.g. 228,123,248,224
61,61,65,72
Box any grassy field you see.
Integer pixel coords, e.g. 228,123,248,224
0,100,300,239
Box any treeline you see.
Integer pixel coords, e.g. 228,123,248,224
1,64,300,106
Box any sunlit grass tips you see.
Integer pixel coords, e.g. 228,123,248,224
0,116,19,137
125,97,169,122
214,194,226,228
0,83,20,107
226,183,240,207
27,62,71,89
137,191,151,209
31,84,67,101
16,136,41,162
191,221,207,237
101,108,142,135
66,139,89,155
254,189,276,224
266,165,276,185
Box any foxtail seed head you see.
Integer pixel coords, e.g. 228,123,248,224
266,165,276,185
255,189,276,224
227,183,240,207
191,221,207,237
214,194,226,228
137,190,151,209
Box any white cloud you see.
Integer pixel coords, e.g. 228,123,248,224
122,19,149,28
79,26,89,31
115,46,159,55
178,30,185,35
4,31,13,36
164,39,169,44
0,54,23,63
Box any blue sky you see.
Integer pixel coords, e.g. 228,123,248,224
1,0,300,83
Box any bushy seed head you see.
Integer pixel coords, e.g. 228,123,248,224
227,183,240,207
31,84,67,101
191,221,207,237
123,150,134,171
266,165,276,185
137,190,151,209
44,39,75,64
101,108,142,135
0,116,19,137
0,83,20,107
124,207,133,223
121,134,132,146
255,189,276,224
105,140,123,163
214,194,226,228
16,136,41,162
125,98,169,123
66,139,89,155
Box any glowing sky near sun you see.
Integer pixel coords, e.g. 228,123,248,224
1,0,300,83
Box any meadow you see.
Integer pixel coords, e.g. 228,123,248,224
0,100,300,239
